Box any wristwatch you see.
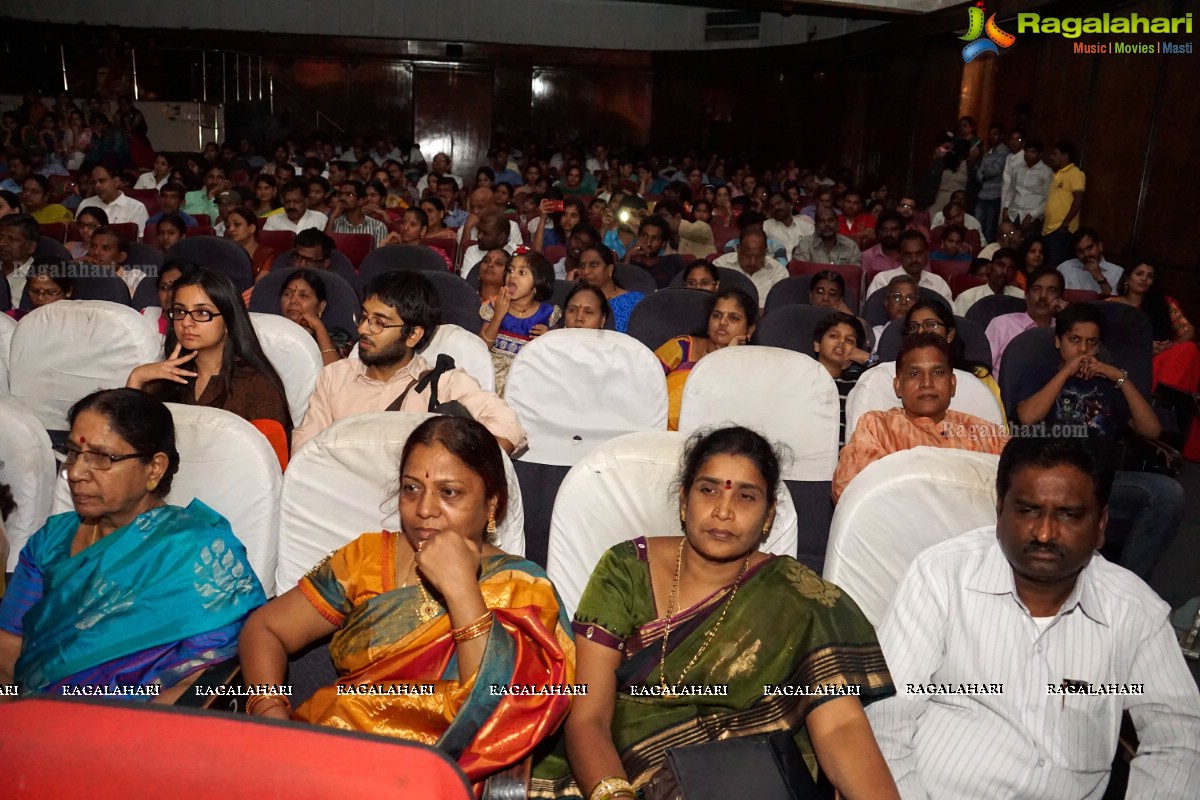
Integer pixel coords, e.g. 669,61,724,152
1114,369,1128,389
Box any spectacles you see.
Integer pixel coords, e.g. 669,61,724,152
28,287,63,298
77,222,100,231
906,319,946,333
887,293,920,303
685,280,716,289
811,287,842,298
167,308,222,322
64,445,151,471
292,253,326,266
898,203,914,210
361,316,406,335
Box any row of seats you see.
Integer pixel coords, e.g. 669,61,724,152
1,389,996,631
0,306,1005,579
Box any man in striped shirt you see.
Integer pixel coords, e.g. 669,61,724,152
866,436,1200,798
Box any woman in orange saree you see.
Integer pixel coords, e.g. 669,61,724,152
239,417,575,790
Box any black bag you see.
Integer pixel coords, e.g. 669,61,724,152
644,732,832,800
384,354,473,419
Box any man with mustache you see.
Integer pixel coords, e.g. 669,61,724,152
1009,302,1182,582
291,270,525,454
985,267,1066,379
832,333,1008,502
866,435,1200,799
860,211,905,276
1057,227,1124,297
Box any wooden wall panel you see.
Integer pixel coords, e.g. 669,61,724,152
532,67,651,147
413,65,493,177
493,66,532,140
346,61,413,140
1026,39,1094,150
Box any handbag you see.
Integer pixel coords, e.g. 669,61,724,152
643,732,833,800
384,353,473,419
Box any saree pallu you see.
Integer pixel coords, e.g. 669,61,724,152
7,500,265,697
295,531,576,785
529,539,893,798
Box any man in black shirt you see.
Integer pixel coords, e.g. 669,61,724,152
1010,303,1182,582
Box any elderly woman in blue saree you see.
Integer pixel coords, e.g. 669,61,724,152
530,427,900,800
0,389,265,701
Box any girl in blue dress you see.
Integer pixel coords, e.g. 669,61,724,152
480,248,561,395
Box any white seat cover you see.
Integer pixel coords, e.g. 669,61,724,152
0,312,16,395
249,312,322,426
8,301,162,430
421,324,496,393
506,329,668,467
52,404,282,593
275,412,525,592
678,346,838,481
843,362,1004,440
546,430,799,618
823,447,999,626
0,398,57,570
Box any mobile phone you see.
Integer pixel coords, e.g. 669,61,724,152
549,200,565,213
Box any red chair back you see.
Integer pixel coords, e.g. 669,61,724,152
39,222,68,242
1062,289,1102,304
251,419,289,471
258,229,296,254
422,237,458,264
0,698,474,799
329,232,374,269
711,226,739,251
110,222,141,242
930,259,971,282
128,189,160,217
950,273,987,298
544,245,567,265
192,214,212,227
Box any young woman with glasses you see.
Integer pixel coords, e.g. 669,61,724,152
126,268,292,440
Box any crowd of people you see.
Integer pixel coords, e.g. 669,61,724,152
1,92,1199,798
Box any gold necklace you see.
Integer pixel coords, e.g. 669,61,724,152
394,534,441,622
88,523,100,547
659,538,750,695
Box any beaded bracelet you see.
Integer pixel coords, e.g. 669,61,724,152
451,611,494,643
246,693,292,716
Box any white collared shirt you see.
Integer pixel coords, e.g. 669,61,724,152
763,216,814,260
261,209,330,234
1002,153,1054,221
75,192,150,236
712,252,789,305
867,266,952,304
866,528,1200,800
953,283,1025,317
6,257,33,304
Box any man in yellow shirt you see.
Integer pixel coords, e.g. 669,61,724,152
1041,141,1085,267
21,175,73,224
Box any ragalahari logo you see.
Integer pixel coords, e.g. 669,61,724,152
961,2,1016,62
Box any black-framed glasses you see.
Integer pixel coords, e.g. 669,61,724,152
360,316,407,335
684,279,717,289
887,293,920,303
167,308,222,322
906,319,946,334
64,445,151,471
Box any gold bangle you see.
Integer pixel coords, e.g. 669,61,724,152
246,694,292,716
589,777,634,800
320,347,337,354
451,611,494,643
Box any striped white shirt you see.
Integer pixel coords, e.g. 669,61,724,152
866,527,1200,799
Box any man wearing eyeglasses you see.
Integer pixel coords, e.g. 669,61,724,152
289,228,334,271
325,180,388,247
291,270,525,455
263,179,329,234
866,230,952,304
871,275,920,354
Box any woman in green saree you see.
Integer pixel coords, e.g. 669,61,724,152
531,426,899,800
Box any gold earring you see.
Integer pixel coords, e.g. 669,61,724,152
679,509,686,525
486,515,497,535
147,479,158,491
